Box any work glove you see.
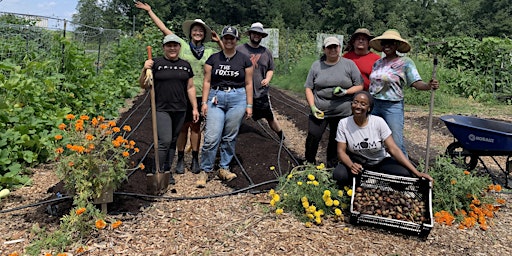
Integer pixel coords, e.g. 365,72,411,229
333,86,346,97
310,105,324,119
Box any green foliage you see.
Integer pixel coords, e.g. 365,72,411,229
427,156,492,214
269,164,350,225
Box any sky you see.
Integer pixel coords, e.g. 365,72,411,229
0,0,79,21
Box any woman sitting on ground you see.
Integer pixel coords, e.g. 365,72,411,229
332,91,433,186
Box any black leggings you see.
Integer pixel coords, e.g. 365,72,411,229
332,157,413,187
305,115,343,167
156,111,186,170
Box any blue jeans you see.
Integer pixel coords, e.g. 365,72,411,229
371,99,407,156
200,87,247,172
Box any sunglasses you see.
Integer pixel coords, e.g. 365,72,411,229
380,40,397,46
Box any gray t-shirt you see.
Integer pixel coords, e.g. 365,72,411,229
236,43,275,99
336,115,392,166
304,58,363,117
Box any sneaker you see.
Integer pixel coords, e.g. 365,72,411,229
196,171,208,188
218,168,237,182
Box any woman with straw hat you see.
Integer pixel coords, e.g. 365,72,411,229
343,28,381,91
135,1,223,177
368,29,439,156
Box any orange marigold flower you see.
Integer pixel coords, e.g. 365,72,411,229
79,115,89,120
139,163,145,170
134,148,140,153
54,134,63,140
122,151,130,157
450,179,457,185
68,161,74,167
113,127,121,133
55,147,64,154
76,247,85,253
496,198,506,204
91,117,99,126
129,140,136,146
472,198,481,206
123,125,132,132
88,143,95,150
45,253,52,256
75,207,86,215
463,170,470,175
108,121,116,127
99,124,108,130
95,219,107,229
494,184,502,192
8,252,20,256
75,123,84,131
97,115,105,122
112,140,121,148
58,123,67,130
480,224,488,231
57,253,67,256
85,134,94,141
65,114,75,120
112,220,122,229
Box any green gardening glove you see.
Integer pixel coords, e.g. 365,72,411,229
333,86,347,96
310,105,324,119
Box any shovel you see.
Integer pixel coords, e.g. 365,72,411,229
144,46,169,195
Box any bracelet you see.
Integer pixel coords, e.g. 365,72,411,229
246,104,253,108
201,102,207,105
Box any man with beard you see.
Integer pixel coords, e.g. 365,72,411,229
237,22,285,141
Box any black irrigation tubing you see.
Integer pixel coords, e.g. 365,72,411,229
255,119,301,170
114,179,278,201
116,90,150,130
271,92,310,117
0,196,73,214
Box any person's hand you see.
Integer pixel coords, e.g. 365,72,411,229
428,79,439,90
134,1,151,12
245,106,253,119
310,105,324,119
211,31,220,42
417,172,434,183
350,162,363,175
192,109,199,123
261,78,270,87
201,103,208,117
333,86,346,96
143,59,153,70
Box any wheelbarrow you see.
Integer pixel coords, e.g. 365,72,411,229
440,115,512,188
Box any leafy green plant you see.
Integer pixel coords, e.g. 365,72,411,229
268,163,350,226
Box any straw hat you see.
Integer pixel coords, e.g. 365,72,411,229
348,28,374,43
182,19,213,42
369,29,411,53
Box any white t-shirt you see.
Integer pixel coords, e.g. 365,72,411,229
336,115,392,166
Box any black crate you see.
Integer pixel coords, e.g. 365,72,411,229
349,170,433,238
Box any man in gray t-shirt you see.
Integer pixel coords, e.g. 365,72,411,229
237,22,285,141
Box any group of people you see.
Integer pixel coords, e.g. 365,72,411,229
305,28,438,186
136,1,438,188
136,1,283,188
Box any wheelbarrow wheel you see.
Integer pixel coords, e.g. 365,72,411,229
445,142,478,170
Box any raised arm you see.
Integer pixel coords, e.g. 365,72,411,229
134,1,172,36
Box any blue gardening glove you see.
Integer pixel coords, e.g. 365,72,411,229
333,86,347,97
310,105,324,119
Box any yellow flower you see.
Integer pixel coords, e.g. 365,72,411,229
316,163,325,170
301,196,308,203
302,201,310,209
335,208,342,216
323,190,331,197
297,181,303,186
305,222,312,228
95,219,107,229
338,190,344,197
315,216,322,224
324,199,333,207
308,205,316,213
306,213,314,219
312,181,319,186
333,200,340,206
75,207,86,215
272,194,280,202
112,220,122,229
275,208,284,215
347,189,353,197
270,166,276,171
307,174,315,181
269,189,275,196
270,199,275,206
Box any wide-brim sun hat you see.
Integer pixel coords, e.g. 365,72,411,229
182,19,213,42
247,22,268,38
369,29,411,53
348,28,374,44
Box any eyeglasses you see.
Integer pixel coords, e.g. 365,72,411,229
380,40,396,46
351,100,368,107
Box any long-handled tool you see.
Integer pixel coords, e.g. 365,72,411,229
144,46,166,195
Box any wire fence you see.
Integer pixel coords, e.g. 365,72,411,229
0,11,123,74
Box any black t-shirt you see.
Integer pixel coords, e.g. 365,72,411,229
151,57,194,111
206,51,252,88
